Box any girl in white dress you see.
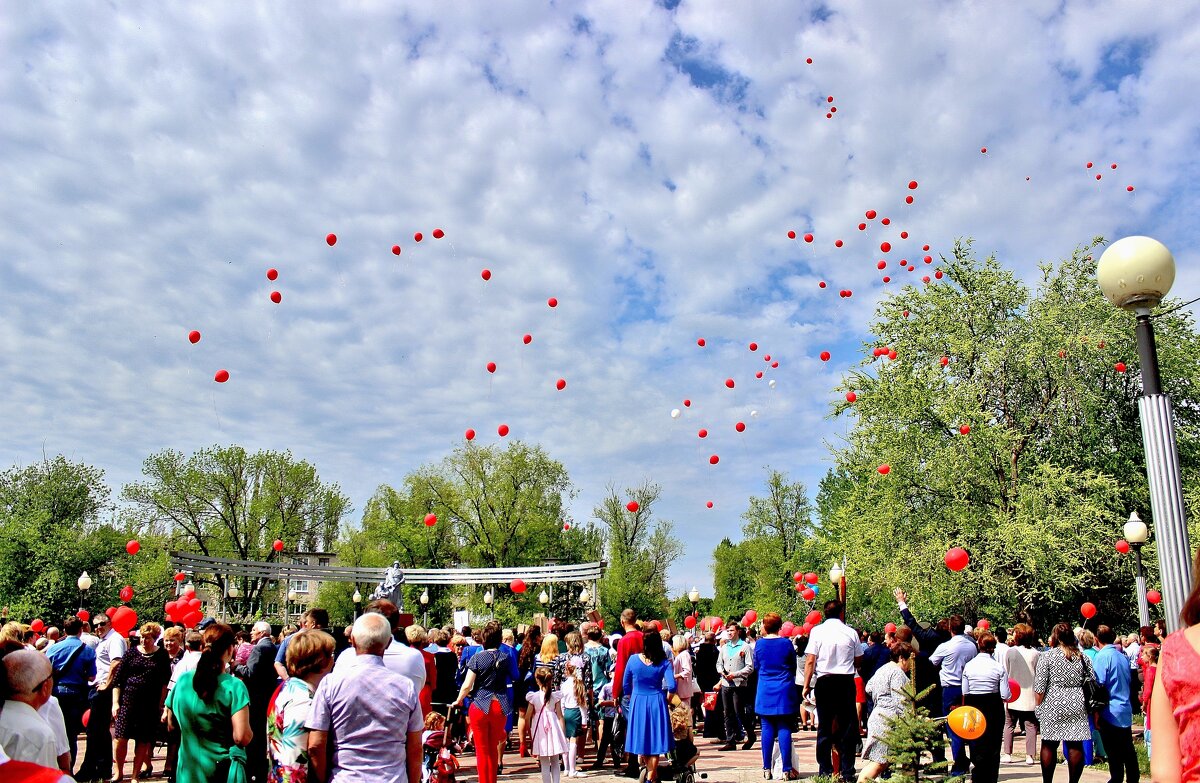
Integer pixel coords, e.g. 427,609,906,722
526,666,568,783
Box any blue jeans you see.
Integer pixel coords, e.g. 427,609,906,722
760,715,793,772
943,685,970,776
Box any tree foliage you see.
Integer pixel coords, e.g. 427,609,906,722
812,238,1200,628
597,481,682,624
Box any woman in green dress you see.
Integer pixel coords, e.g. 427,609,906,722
165,623,253,783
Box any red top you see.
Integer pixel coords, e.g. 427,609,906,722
612,630,644,701
1160,630,1200,782
0,759,68,783
420,649,437,716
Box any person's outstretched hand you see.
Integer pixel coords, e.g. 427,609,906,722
894,588,908,604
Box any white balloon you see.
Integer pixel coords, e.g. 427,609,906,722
750,410,759,418
670,408,681,419
768,379,777,389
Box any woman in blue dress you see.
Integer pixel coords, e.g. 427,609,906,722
622,627,677,782
755,612,799,780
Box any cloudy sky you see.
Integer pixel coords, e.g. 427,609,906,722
2,1,1199,594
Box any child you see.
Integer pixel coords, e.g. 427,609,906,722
591,666,620,770
670,698,699,770
527,666,569,783
422,712,448,783
799,688,817,731
560,659,589,777
1140,644,1158,760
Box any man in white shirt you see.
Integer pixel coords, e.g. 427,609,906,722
0,650,60,768
76,613,127,781
802,600,862,782
79,621,100,649
332,599,426,693
929,616,978,777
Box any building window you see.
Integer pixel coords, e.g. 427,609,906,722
318,557,331,567
290,557,309,594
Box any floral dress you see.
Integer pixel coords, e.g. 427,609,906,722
267,677,316,783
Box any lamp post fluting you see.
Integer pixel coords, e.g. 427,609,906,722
1098,237,1193,632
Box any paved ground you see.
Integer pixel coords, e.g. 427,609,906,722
76,729,1119,783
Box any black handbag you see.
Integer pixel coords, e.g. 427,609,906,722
1081,655,1109,712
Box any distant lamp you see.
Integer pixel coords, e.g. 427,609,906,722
226,583,239,599
538,590,549,605
579,588,591,604
829,563,845,585
287,590,297,601
77,571,93,592
688,587,700,604
420,589,429,606
483,590,494,606
1124,511,1149,544
352,589,362,604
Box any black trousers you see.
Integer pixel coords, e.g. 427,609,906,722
815,674,858,781
964,692,1005,783
721,683,754,743
55,688,88,771
595,715,619,767
1096,718,1139,783
77,687,114,779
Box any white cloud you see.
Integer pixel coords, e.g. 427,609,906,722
1,1,1198,598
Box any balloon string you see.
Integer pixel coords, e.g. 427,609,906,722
211,391,223,431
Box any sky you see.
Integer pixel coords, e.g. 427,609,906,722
2,1,1199,596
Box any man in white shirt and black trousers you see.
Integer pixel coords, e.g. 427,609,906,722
802,600,862,783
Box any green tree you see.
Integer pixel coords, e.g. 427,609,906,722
596,482,682,624
123,446,351,621
740,470,822,618
711,537,755,620
817,238,1200,627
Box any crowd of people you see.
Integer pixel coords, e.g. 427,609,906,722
1,576,1200,783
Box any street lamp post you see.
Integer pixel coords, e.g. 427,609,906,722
1124,512,1152,628
420,589,429,626
77,571,93,611
483,589,494,620
1098,237,1193,632
829,559,846,605
352,588,362,619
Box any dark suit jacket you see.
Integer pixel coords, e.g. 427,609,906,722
236,636,280,713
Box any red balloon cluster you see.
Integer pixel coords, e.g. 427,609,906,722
166,596,201,628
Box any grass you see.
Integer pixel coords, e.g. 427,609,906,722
1087,738,1151,776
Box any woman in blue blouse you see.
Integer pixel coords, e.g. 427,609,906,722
755,612,799,780
622,627,677,782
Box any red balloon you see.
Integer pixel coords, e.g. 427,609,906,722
273,539,284,552
866,210,877,220
698,429,708,439
270,291,282,304
498,424,509,437
626,501,640,513
805,573,819,584
119,585,134,602
802,588,816,600
793,571,804,582
547,297,558,308
76,609,89,622
819,281,827,288
683,399,691,407
105,607,116,618
188,330,201,344
1127,186,1135,192
709,454,720,465
923,244,931,251
111,606,138,636
126,540,141,555
908,180,918,190
900,231,909,239
214,369,230,383
735,422,746,433
684,615,697,629
940,356,950,366
30,619,45,633
1115,362,1127,373
481,269,492,281
977,619,990,630
522,334,532,345
486,362,497,374
880,242,892,253
510,578,527,594
756,371,763,379
884,622,897,633
463,427,477,442
414,232,423,242
1006,679,1021,703
820,351,831,361
906,195,914,204
424,513,438,527
555,378,567,391
1086,162,1094,169
882,218,891,226
980,147,987,153
882,276,890,283
744,610,758,624
945,547,970,572
183,610,203,628
924,255,933,263
887,350,897,361
706,501,714,509
749,342,758,352
835,240,843,248
326,233,337,246
877,260,887,270
878,464,891,475
725,378,735,389
960,425,971,435
1081,602,1097,619
82,709,91,728
787,230,796,239
1115,539,1130,554
391,245,401,255
1148,590,1162,605
764,355,771,361
432,228,445,239
804,233,814,243
806,610,822,626
267,268,278,281
935,270,944,280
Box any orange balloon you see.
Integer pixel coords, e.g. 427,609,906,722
948,706,986,740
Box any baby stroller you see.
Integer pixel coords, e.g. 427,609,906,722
423,707,463,783
640,701,705,782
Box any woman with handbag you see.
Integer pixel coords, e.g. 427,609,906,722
1033,623,1099,783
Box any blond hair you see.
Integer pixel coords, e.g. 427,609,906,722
139,622,163,641
286,629,336,679
539,634,560,663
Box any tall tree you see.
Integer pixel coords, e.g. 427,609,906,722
123,446,351,619
596,482,682,623
740,470,821,617
710,537,755,620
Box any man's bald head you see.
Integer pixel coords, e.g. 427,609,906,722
3,649,53,707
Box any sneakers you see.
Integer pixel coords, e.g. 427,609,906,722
1000,754,1013,764
1024,755,1035,765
